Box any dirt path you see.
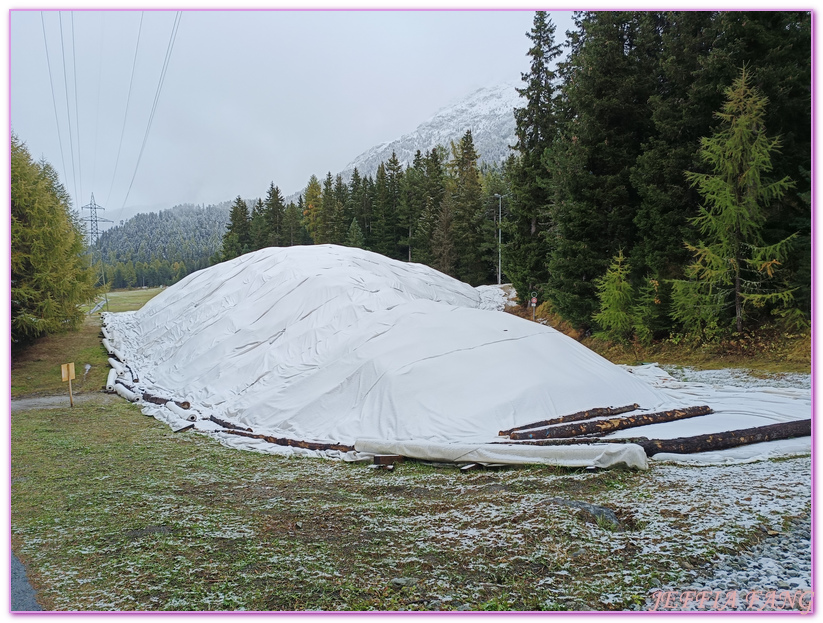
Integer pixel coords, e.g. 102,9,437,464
11,392,121,413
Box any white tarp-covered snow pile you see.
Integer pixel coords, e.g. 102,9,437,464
102,245,810,469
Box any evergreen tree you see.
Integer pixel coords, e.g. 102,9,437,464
11,135,97,346
384,152,404,259
399,151,426,261
371,163,393,257
412,148,448,266
264,182,286,247
432,193,456,277
332,174,349,244
672,68,796,336
221,196,251,260
546,11,660,328
630,11,717,280
317,172,336,244
302,175,322,243
283,199,308,246
592,251,634,342
507,11,562,302
449,130,493,285
344,218,366,248
249,198,267,251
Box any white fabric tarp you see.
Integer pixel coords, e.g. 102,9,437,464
102,245,810,467
355,438,649,469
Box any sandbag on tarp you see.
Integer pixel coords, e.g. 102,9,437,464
102,246,670,459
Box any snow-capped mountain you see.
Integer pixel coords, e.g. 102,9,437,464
341,83,520,179
285,83,520,203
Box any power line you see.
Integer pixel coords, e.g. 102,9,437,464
71,12,83,204
40,12,69,186
91,12,105,193
58,11,79,206
119,11,182,211
105,11,144,209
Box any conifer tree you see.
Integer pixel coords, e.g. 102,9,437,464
371,163,394,257
317,172,336,245
332,174,349,244
11,135,97,346
412,148,448,266
264,182,286,247
384,152,404,259
399,151,426,261
592,251,634,343
249,198,267,251
546,11,660,328
432,193,456,277
282,200,305,246
672,68,796,335
221,196,251,260
302,175,322,243
344,218,366,248
507,10,562,302
449,130,493,285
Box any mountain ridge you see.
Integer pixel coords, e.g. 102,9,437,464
285,83,519,203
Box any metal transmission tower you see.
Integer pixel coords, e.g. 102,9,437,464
81,193,110,246
82,193,112,311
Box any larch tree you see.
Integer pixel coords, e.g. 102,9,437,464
11,135,97,346
672,67,796,336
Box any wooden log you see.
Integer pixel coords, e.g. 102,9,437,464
499,404,640,436
124,363,139,383
208,415,253,432
494,436,648,447
373,455,404,465
509,405,712,440
497,419,811,456
142,392,169,406
222,429,354,453
636,419,811,456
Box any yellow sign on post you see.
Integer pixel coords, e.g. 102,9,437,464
61,363,76,407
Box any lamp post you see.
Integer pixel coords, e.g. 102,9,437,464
493,193,507,285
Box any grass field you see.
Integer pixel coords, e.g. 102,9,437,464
11,289,162,398
11,396,810,611
10,286,811,611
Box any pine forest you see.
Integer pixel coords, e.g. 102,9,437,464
211,10,811,343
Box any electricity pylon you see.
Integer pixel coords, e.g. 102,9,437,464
82,193,113,311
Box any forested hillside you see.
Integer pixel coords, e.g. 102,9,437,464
95,202,230,288
215,10,810,344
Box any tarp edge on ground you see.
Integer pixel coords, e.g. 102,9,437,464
649,437,811,465
354,438,649,470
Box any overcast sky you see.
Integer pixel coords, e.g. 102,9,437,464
11,9,577,226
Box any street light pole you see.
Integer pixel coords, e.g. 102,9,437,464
493,193,507,285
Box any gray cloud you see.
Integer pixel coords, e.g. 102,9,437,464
11,9,576,225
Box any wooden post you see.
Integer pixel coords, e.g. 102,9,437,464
61,363,76,407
